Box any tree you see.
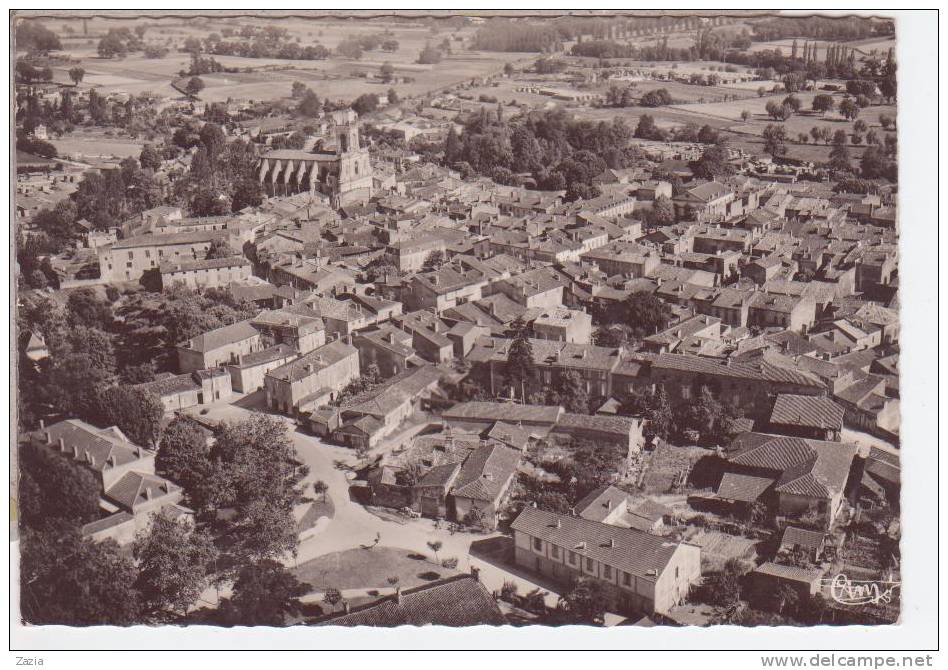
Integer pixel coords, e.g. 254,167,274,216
417,44,442,64
94,386,164,447
782,71,805,93
643,386,673,443
557,370,590,414
683,386,728,446
20,527,141,626
772,583,800,616
97,31,126,58
427,540,443,564
556,577,606,624
702,558,745,608
291,81,308,99
205,237,235,260
762,124,788,158
134,515,218,616
646,196,676,227
387,87,399,104
68,67,85,86
690,143,735,180
156,416,210,493
184,76,205,98
16,20,62,52
505,317,536,400
503,62,514,76
640,88,672,107
139,143,163,171
860,145,891,179
195,415,307,568
313,480,329,502
351,93,380,116
621,292,673,337
336,39,363,59
879,66,897,104
811,93,834,116
697,124,719,144
297,89,321,117
740,109,751,122
782,94,801,113
853,119,868,134
838,97,859,121
231,179,264,212
422,249,445,271
19,443,102,530
190,189,231,217
66,287,113,330
634,113,665,141
322,587,343,612
380,61,395,83
218,559,309,626
48,352,112,419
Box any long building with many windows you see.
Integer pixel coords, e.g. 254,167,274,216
511,506,701,616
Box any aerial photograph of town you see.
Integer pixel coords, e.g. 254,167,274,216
13,10,902,632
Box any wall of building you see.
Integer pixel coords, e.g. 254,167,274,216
265,350,359,414
99,239,217,283
160,263,251,290
512,529,662,615
177,334,262,374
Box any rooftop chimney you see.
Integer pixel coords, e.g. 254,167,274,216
470,566,480,582
394,587,402,604
38,419,44,429
45,431,52,444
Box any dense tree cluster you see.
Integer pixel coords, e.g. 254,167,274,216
591,291,674,341
97,27,145,58
15,20,62,52
172,122,263,215
445,107,637,201
199,25,331,60
417,44,443,64
751,16,891,42
472,19,562,52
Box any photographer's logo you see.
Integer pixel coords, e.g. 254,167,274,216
823,573,900,606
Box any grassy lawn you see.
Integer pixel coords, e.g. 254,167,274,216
293,546,459,592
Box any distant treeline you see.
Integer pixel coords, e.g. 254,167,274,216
751,16,894,42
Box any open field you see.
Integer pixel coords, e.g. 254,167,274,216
579,105,737,132
52,131,144,161
44,16,527,104
607,78,756,105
